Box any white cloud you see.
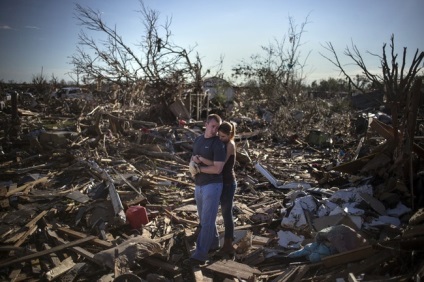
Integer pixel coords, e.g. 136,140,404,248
0,25,12,30
25,26,40,30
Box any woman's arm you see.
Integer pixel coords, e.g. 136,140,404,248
225,141,235,163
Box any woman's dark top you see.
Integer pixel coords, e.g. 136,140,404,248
222,154,236,184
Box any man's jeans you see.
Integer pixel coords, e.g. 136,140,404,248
221,181,237,240
191,182,223,262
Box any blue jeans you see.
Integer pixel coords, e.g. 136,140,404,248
191,182,223,262
221,181,236,239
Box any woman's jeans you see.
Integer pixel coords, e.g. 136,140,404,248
221,181,237,240
191,182,223,262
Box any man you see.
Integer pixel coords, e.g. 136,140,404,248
188,114,226,264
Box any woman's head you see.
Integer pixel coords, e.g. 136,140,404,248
218,121,235,143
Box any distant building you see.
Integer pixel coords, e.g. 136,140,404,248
203,77,235,101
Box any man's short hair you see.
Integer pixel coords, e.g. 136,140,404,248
207,114,222,124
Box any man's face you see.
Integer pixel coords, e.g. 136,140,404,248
205,119,220,138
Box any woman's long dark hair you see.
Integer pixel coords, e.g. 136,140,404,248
219,121,235,140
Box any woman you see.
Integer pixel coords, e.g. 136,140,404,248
217,121,237,255
196,121,237,256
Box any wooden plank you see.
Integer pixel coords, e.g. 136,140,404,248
154,174,195,188
204,259,261,281
292,265,309,282
164,209,198,226
193,268,206,282
182,229,210,282
348,272,359,282
45,256,75,281
47,230,98,264
6,176,49,197
370,118,424,158
321,245,376,267
0,235,96,268
9,225,37,246
252,235,272,246
269,266,300,282
111,167,143,195
327,249,394,281
57,262,86,282
43,243,61,267
9,210,49,246
8,268,21,282
57,227,113,248
0,246,33,253
332,153,377,174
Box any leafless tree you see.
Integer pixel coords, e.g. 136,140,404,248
31,67,50,100
322,35,423,97
70,0,215,108
232,15,311,112
322,34,424,206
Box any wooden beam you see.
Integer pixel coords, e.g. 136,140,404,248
204,259,261,281
0,236,96,268
6,177,49,197
47,230,99,265
370,118,424,158
321,245,376,267
57,227,113,248
45,256,75,281
164,209,198,226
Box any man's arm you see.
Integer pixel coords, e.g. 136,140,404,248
194,155,213,165
198,160,225,175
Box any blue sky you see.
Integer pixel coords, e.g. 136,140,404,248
0,0,423,84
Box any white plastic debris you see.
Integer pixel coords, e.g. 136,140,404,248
277,230,304,248
299,194,317,212
329,184,373,204
281,199,308,229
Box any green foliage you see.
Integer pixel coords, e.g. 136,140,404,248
309,77,350,92
212,92,226,106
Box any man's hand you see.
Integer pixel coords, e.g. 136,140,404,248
189,161,200,177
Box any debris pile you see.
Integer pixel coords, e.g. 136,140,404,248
0,90,423,281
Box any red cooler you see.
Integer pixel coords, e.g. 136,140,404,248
126,206,149,229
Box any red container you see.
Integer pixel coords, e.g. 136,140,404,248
126,206,149,229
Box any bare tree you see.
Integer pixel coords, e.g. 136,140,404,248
31,67,50,100
232,15,311,113
321,35,423,98
70,0,214,108
322,34,424,207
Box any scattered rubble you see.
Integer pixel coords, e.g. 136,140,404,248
1,88,424,282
